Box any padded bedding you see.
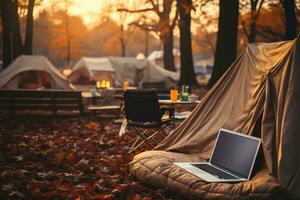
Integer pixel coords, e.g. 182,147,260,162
130,151,287,200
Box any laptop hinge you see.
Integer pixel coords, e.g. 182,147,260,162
210,163,245,179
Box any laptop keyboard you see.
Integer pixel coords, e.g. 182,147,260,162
192,164,238,180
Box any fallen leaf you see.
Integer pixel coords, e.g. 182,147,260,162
86,121,97,130
94,194,107,200
54,151,65,165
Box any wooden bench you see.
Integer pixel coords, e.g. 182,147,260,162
0,89,83,116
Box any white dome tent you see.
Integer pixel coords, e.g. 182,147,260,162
0,55,73,90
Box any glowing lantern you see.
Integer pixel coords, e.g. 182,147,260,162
96,81,101,88
106,81,111,88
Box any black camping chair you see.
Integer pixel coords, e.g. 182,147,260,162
124,90,173,153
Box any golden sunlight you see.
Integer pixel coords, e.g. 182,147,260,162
40,0,112,26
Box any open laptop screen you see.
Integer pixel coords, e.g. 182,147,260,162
210,130,260,178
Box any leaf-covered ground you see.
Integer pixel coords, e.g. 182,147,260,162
0,88,208,200
0,115,183,200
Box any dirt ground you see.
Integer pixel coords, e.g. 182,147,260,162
0,88,208,200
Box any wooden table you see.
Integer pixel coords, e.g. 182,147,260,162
159,99,200,121
81,91,102,98
158,99,200,105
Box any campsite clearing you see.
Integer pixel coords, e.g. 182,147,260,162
0,88,208,200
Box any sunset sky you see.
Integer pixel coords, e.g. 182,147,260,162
40,0,113,26
37,0,217,32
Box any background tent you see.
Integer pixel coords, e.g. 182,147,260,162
147,49,181,70
0,55,73,90
130,38,300,199
69,57,179,88
108,57,179,88
68,57,116,85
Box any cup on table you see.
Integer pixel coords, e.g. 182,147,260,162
189,94,199,102
123,81,129,90
170,89,178,101
181,85,189,101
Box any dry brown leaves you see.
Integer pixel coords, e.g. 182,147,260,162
0,115,183,200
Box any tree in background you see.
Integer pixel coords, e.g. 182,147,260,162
253,3,285,41
193,26,216,58
177,0,197,86
0,0,13,68
32,10,160,67
119,0,178,71
281,0,297,40
23,0,35,54
0,0,37,68
64,0,71,67
111,1,133,57
48,13,88,67
209,0,239,87
240,0,264,43
191,0,218,67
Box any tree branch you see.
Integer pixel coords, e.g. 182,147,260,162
254,0,264,20
241,19,250,41
171,6,178,29
256,26,285,41
148,0,160,14
117,8,155,13
129,22,158,32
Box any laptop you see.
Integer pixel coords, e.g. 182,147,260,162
174,128,261,182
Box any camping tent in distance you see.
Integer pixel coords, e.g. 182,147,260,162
130,38,300,199
68,57,179,89
68,57,116,85
0,55,73,90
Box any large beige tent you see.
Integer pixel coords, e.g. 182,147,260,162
69,57,179,88
0,55,73,90
130,38,300,199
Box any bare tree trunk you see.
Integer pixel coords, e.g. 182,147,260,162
162,26,176,71
1,0,36,67
249,0,258,43
162,0,176,71
145,30,149,57
209,0,239,87
66,15,71,66
11,0,23,59
249,15,256,42
178,0,197,86
282,0,297,40
118,0,176,70
120,24,126,57
64,0,71,66
24,0,35,54
0,0,13,68
241,0,264,43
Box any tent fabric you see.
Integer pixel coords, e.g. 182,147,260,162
147,49,180,61
72,57,115,76
108,57,179,88
130,38,300,199
68,57,116,84
69,57,179,88
0,55,73,90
